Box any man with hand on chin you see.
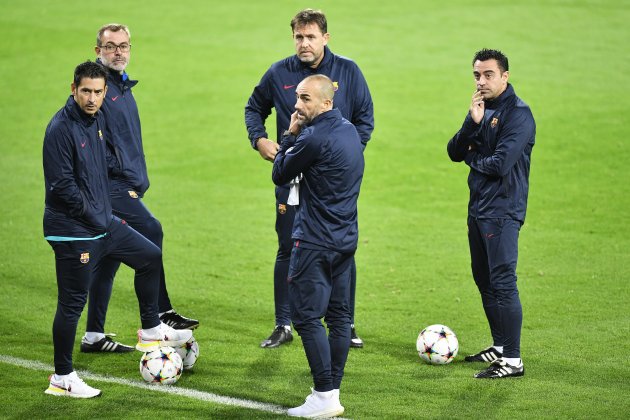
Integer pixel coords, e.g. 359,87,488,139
447,49,536,379
273,74,364,418
245,9,373,350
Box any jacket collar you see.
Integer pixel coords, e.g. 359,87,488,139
65,95,97,126
96,58,138,88
308,108,341,126
485,83,515,110
297,46,334,72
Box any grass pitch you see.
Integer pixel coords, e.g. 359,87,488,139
1,0,629,418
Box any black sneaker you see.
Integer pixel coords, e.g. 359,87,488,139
260,326,293,348
474,359,524,379
464,346,502,363
160,311,199,330
80,335,134,353
350,325,363,348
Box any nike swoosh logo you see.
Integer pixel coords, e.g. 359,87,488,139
111,96,119,101
81,141,87,148
283,85,296,90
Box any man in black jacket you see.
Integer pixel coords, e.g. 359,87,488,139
43,61,191,398
273,74,364,418
80,24,198,354
246,9,373,349
447,49,535,379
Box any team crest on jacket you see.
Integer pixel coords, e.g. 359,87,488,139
491,117,499,128
80,252,90,264
332,81,339,91
278,204,287,214
128,190,139,199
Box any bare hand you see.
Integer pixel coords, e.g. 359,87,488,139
470,90,485,124
256,137,279,162
288,111,302,136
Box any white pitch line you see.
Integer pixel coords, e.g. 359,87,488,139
0,355,349,419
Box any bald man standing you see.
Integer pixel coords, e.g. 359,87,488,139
272,74,364,418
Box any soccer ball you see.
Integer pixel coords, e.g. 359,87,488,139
175,336,200,370
140,346,183,384
416,324,459,365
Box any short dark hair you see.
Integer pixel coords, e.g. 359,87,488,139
473,48,509,72
291,8,327,34
73,61,108,87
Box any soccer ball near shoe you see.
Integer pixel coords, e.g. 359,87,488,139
416,324,459,365
175,336,200,370
140,346,183,384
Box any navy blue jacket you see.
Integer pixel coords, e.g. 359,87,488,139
272,109,364,252
98,61,149,195
245,46,374,148
447,84,535,223
43,96,112,238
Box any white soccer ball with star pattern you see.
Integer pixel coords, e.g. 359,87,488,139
416,324,459,365
175,336,199,370
140,346,183,384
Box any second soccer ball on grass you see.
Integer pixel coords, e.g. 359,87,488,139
416,324,459,365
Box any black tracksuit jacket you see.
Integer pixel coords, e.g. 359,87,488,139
447,84,536,223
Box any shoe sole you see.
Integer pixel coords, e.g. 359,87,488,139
474,372,525,379
287,407,344,418
350,341,363,348
45,386,102,398
80,346,134,353
474,368,525,379
260,339,292,349
136,338,189,352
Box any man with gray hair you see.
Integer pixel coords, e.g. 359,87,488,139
80,23,198,354
273,74,364,418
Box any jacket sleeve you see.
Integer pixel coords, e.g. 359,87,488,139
272,130,319,186
464,108,535,176
447,114,480,162
245,68,274,149
103,130,121,176
43,125,86,218
349,63,374,148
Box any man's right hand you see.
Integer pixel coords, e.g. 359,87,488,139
256,137,279,162
470,90,485,124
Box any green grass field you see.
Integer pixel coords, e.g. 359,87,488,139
1,0,629,418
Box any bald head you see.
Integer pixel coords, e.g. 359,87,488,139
301,74,334,102
293,74,334,126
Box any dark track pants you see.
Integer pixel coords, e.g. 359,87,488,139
275,185,358,327
48,216,161,374
288,242,353,392
86,190,172,334
468,216,523,358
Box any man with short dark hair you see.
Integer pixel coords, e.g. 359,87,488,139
245,8,373,349
80,23,198,354
447,48,535,379
43,61,191,398
273,74,364,417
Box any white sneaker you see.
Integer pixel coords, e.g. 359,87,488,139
136,322,193,352
44,371,101,398
288,388,344,418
